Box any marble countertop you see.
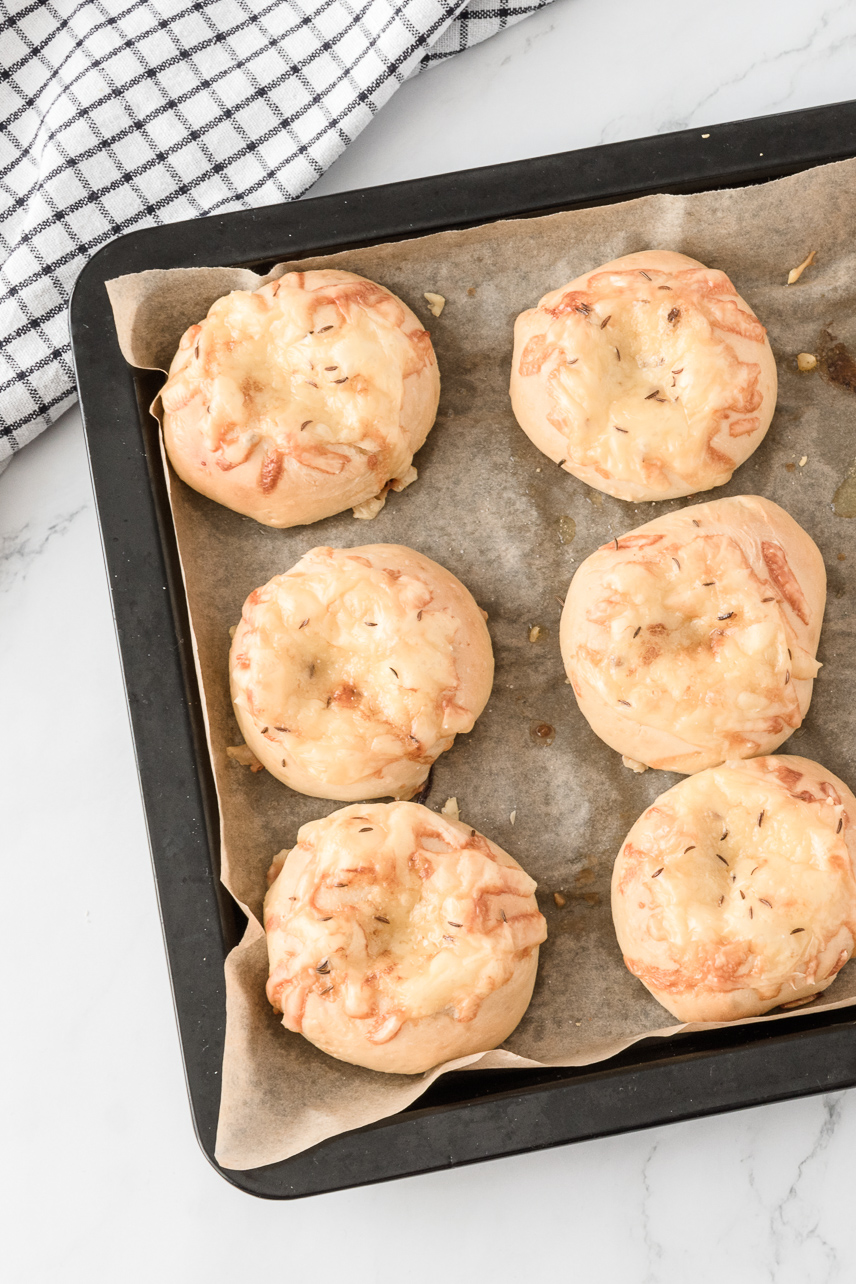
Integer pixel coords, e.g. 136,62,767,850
5,1,856,1279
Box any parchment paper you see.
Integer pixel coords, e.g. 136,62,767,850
106,157,856,1170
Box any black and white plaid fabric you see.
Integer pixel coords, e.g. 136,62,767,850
0,0,553,472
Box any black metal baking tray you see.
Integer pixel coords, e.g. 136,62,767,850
71,98,856,1199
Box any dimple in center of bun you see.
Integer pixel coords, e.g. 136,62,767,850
264,808,545,1039
619,765,851,995
577,534,817,753
540,267,766,488
232,554,474,788
164,277,422,472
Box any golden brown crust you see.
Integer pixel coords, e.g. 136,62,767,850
264,802,547,1073
560,496,826,773
161,269,440,527
510,250,777,500
230,544,494,801
611,756,856,1022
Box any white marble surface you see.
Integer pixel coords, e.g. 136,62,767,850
5,2,856,1279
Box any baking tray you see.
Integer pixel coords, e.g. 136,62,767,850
71,98,856,1199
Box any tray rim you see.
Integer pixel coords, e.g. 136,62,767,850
70,96,856,1199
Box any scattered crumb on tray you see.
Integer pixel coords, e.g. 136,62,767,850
528,625,541,643
351,493,385,518
440,796,460,821
352,493,387,520
388,465,417,493
799,456,808,467
423,292,445,317
797,352,818,371
352,467,418,520
509,809,517,826
787,250,817,285
228,624,237,639
622,755,648,774
553,892,566,908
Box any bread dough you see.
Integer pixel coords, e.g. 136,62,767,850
560,496,825,773
612,756,856,1022
264,801,547,1073
230,544,494,801
510,250,777,500
161,269,440,526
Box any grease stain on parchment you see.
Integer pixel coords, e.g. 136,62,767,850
529,719,556,746
834,463,856,518
558,515,576,545
819,328,856,394
549,866,604,931
816,330,856,517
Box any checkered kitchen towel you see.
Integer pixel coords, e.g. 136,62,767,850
1,0,554,472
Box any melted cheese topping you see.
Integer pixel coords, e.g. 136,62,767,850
513,257,773,497
567,532,819,756
231,548,480,791
613,759,856,1012
264,803,546,1044
161,270,436,503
